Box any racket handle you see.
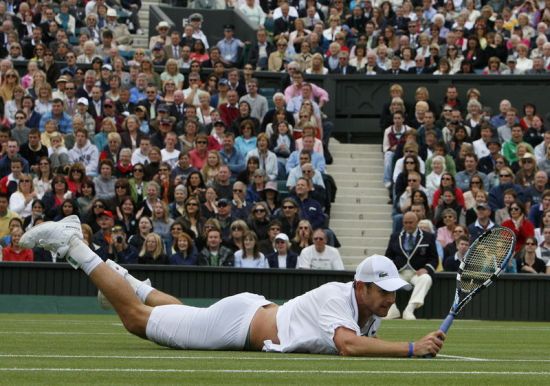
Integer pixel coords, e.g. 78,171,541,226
439,313,455,334
423,313,455,358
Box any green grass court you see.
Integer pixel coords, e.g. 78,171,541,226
0,314,549,385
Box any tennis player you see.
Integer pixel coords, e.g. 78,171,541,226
21,216,445,357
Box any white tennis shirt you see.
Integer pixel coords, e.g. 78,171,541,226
263,282,381,354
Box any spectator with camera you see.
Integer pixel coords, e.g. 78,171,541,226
108,225,139,264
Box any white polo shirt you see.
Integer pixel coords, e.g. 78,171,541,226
263,282,381,354
297,245,345,270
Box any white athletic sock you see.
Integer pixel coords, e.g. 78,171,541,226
68,238,102,275
136,282,154,303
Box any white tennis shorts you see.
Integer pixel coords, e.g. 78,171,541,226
145,292,272,350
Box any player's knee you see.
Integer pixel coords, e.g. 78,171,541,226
119,305,149,338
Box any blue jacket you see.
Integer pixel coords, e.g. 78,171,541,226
38,112,73,134
293,195,326,230
220,147,246,175
384,229,439,277
488,182,526,211
266,250,298,268
169,247,199,266
112,244,139,264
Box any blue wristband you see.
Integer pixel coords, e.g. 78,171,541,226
407,342,414,358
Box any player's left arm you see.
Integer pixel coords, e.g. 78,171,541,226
333,327,445,357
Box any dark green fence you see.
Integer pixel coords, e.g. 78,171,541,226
1,262,549,321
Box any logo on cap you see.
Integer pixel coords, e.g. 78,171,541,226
378,272,388,278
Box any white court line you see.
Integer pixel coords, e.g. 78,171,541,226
437,354,485,361
1,354,550,363
0,368,549,376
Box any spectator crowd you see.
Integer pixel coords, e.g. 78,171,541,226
0,0,349,270
1,0,550,274
383,83,550,277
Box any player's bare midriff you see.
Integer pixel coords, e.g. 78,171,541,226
248,303,279,350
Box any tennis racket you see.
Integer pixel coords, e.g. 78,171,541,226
439,226,516,334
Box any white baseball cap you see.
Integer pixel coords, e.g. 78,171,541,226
77,97,89,106
354,255,411,291
274,233,289,242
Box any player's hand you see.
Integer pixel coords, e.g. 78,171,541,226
413,330,446,357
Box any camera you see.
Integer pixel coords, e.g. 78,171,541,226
115,236,124,244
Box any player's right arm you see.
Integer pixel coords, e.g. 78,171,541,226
333,327,445,357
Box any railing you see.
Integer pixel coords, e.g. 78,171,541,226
1,262,549,321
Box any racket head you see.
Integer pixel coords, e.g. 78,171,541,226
452,226,516,314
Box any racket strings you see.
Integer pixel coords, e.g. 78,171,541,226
459,229,515,293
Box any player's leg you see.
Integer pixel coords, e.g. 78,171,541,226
403,273,433,320
88,263,152,338
19,216,152,338
100,260,182,308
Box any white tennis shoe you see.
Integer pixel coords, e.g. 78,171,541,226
97,259,151,309
384,304,401,320
402,305,417,320
19,215,84,268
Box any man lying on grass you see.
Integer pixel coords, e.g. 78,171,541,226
21,216,445,357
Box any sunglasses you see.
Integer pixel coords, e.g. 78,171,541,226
231,226,242,231
186,202,199,206
254,208,266,213
510,207,520,211
196,141,207,144
408,179,419,182
233,189,243,193
133,168,143,172
283,205,295,209
500,174,511,177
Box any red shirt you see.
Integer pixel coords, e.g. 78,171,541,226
501,218,535,253
3,247,34,262
219,104,239,128
188,149,208,170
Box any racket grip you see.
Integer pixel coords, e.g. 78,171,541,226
439,313,455,334
422,313,455,358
